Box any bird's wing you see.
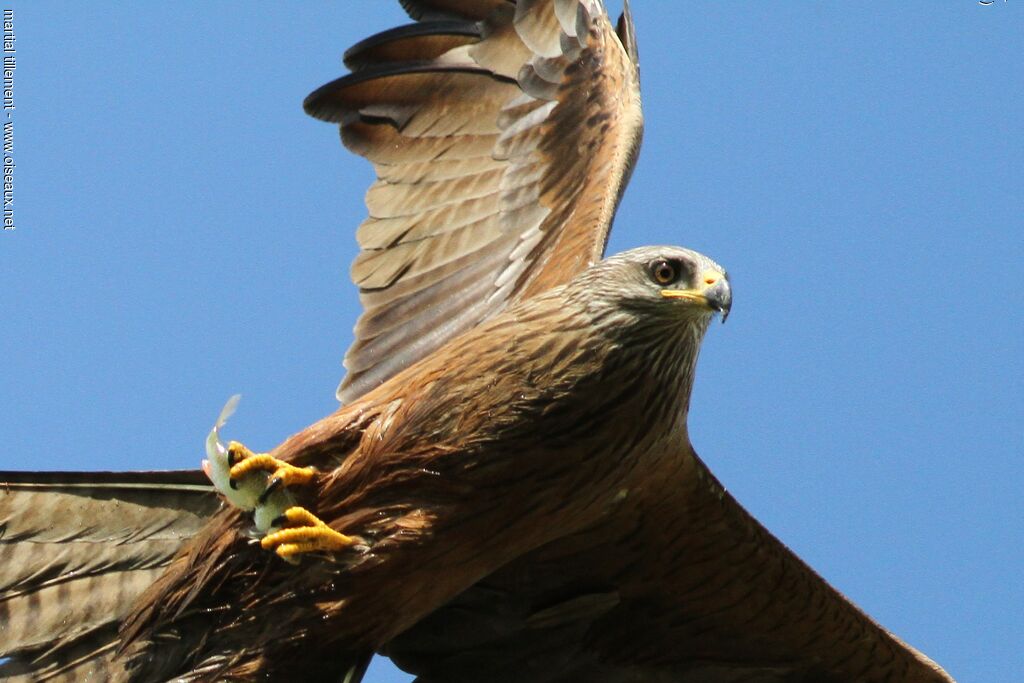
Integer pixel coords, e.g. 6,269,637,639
306,0,643,403
0,470,218,682
383,451,956,683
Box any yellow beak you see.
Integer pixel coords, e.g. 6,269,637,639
660,269,732,321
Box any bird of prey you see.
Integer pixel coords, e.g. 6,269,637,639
0,2,956,682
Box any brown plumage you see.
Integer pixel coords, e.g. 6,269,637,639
113,246,726,680
0,2,956,683
307,0,642,403
0,471,217,679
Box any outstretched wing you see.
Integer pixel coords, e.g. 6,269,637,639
383,452,955,683
305,0,643,403
0,471,218,682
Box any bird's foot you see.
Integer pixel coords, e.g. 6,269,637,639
202,397,346,558
261,506,361,564
203,397,295,514
226,444,316,502
223,444,318,532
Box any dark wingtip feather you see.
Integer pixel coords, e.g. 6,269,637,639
343,21,480,71
303,63,498,123
616,0,639,68
400,0,511,22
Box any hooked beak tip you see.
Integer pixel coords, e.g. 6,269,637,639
705,279,732,323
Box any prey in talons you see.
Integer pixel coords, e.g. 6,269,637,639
203,396,307,532
203,397,357,561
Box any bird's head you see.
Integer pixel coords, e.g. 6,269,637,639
581,245,732,327
553,245,731,424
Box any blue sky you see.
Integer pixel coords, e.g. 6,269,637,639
1,3,1021,682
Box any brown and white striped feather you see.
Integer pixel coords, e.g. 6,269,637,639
0,471,218,682
304,0,643,403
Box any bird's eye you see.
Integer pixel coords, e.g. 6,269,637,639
650,259,680,285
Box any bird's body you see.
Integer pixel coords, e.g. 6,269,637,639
0,2,957,682
118,247,725,680
108,248,948,683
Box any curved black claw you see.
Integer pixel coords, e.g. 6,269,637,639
258,476,283,505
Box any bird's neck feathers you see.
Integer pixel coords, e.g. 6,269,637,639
594,300,711,427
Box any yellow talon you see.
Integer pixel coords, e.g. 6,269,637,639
226,440,257,466
228,453,316,489
261,506,359,562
